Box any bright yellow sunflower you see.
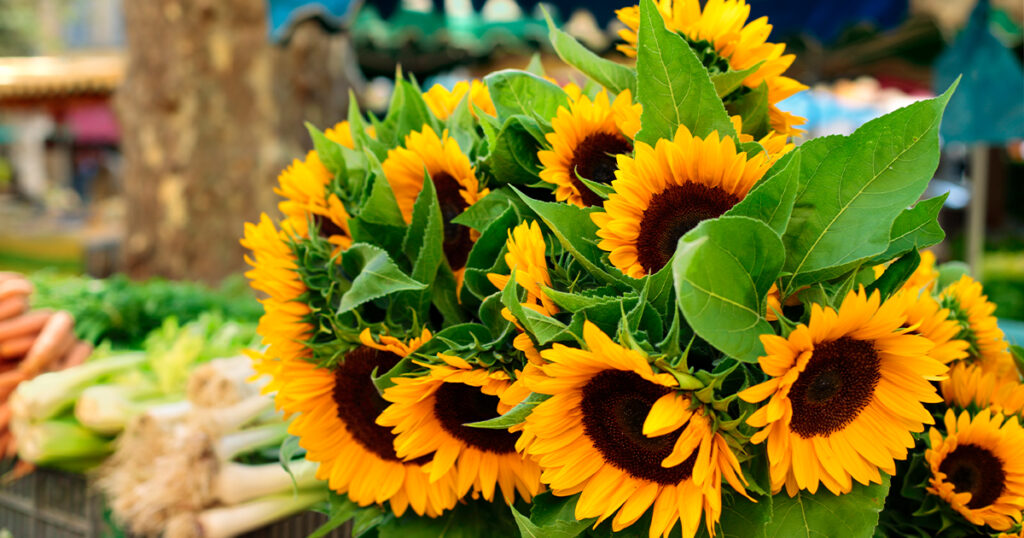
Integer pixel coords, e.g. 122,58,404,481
422,80,496,120
241,215,312,362
942,362,1024,417
927,408,1024,531
538,89,642,207
739,288,948,496
940,275,1013,374
616,0,807,138
592,124,772,278
521,321,749,538
382,126,489,278
274,150,353,252
250,328,460,517
487,220,559,364
376,354,542,504
890,288,970,365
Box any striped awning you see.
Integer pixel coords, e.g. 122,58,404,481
0,54,124,101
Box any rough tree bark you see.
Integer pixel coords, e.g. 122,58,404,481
118,0,356,283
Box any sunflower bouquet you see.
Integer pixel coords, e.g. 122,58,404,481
241,0,1024,536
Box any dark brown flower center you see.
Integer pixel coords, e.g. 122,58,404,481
788,337,881,438
314,213,346,239
433,382,518,454
432,172,473,271
635,182,739,274
333,346,426,463
580,369,695,484
569,132,633,207
939,444,1006,509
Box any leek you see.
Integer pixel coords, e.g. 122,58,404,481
17,418,113,465
74,384,169,435
213,459,320,505
165,490,327,538
10,352,146,421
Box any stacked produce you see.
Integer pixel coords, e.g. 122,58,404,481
236,0,1024,536
0,272,91,473
8,314,259,472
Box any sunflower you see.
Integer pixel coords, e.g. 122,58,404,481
942,362,1024,417
241,215,312,363
377,354,542,504
890,288,970,365
486,220,559,364
422,80,496,121
521,321,749,538
739,288,948,496
274,150,353,252
538,89,642,207
940,275,1013,373
382,127,489,278
593,124,772,278
926,408,1024,531
251,328,460,517
616,0,807,138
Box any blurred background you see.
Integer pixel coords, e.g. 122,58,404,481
0,0,1022,321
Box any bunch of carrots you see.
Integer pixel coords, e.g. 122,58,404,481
0,272,92,474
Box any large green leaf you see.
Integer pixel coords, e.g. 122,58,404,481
725,151,800,235
765,477,890,537
515,190,633,289
462,204,521,300
485,70,569,125
374,77,438,148
468,392,549,429
512,492,592,538
359,174,407,227
872,193,948,263
392,173,445,319
634,0,734,144
306,123,346,177
781,86,955,294
338,244,426,313
674,216,783,362
484,117,545,185
710,62,763,98
378,498,518,538
310,492,384,538
545,15,636,95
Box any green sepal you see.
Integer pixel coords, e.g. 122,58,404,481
466,392,550,429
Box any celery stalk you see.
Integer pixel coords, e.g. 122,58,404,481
17,418,113,465
74,384,171,435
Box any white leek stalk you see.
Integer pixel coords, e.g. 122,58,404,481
17,418,113,465
73,384,167,435
213,459,320,505
10,352,146,421
188,394,275,436
165,490,326,538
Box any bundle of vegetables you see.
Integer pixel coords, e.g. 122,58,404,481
28,273,262,347
237,0,1024,536
8,313,258,471
98,385,324,537
0,272,91,473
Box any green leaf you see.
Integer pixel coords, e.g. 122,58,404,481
521,307,572,345
726,151,800,235
525,53,546,77
710,61,763,98
446,93,478,158
543,286,630,312
544,13,636,95
373,353,420,392
578,177,614,201
306,123,346,177
278,435,303,491
764,476,890,537
674,216,783,362
781,85,956,294
872,193,948,262
866,250,921,300
338,244,426,313
715,494,771,538
375,77,438,148
517,492,593,538
485,117,545,185
485,70,569,124
726,83,770,139
463,204,521,300
515,189,633,288
392,172,445,319
634,0,734,144
360,174,407,227
378,498,518,538
467,392,550,429
310,492,372,538
936,261,970,290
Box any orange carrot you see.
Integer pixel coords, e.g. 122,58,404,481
0,336,35,360
0,272,23,285
59,341,93,369
0,310,51,342
0,279,32,301
0,404,10,431
0,297,27,322
0,370,28,401
0,431,10,460
1,460,34,483
18,311,74,376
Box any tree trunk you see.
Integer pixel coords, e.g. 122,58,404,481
118,0,356,283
